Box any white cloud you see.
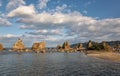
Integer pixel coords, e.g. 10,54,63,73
6,5,120,46
0,18,12,26
7,5,36,18
6,0,26,11
55,4,67,12
38,0,49,9
0,13,12,26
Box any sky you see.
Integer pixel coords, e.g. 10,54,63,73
0,0,120,47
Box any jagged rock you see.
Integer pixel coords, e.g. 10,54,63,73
102,41,111,51
57,44,63,52
62,41,71,51
0,43,3,50
87,40,92,49
78,43,83,49
32,41,46,53
57,45,62,49
12,38,25,51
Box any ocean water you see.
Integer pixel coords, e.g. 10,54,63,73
0,50,120,76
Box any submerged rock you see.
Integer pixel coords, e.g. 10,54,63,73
12,38,25,51
0,43,3,50
32,41,46,53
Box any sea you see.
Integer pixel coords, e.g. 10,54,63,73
0,49,120,76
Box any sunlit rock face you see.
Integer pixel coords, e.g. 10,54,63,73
62,41,70,51
87,40,93,49
12,38,25,51
0,43,3,50
32,41,46,53
78,43,83,49
102,41,111,51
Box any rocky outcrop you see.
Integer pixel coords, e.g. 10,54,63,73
102,41,111,51
78,43,82,49
62,41,70,51
32,41,46,53
12,38,25,51
0,43,3,50
87,40,92,49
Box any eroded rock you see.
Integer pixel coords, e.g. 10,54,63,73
12,38,25,51
32,41,46,53
0,43,3,50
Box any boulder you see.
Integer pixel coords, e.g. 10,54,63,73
0,43,3,50
32,41,46,53
12,38,25,51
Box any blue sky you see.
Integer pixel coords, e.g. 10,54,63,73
0,0,120,47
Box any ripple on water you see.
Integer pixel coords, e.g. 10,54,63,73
0,52,120,76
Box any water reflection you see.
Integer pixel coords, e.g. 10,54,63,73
0,52,120,76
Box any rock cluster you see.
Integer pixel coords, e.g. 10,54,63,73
102,41,111,51
12,38,25,51
0,43,3,50
62,41,70,51
32,41,46,53
78,43,83,49
87,40,92,49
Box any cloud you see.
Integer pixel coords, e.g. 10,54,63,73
6,5,120,47
6,0,26,11
38,0,49,9
7,5,35,18
0,13,12,26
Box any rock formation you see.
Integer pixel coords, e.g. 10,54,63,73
78,43,83,49
62,41,70,51
87,40,92,49
57,44,64,52
32,41,46,53
102,41,111,51
0,43,3,50
12,38,25,51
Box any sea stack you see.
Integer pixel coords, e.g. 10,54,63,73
0,43,3,50
87,40,92,49
12,38,25,51
62,41,70,50
32,41,46,53
102,41,111,51
78,43,83,49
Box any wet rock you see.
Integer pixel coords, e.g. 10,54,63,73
12,38,25,51
32,41,46,53
0,43,3,50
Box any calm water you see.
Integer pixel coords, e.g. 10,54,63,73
0,50,120,76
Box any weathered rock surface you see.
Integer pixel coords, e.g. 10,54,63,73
12,38,25,51
102,41,111,51
32,41,46,53
62,41,71,51
0,43,3,50
87,40,92,49
78,43,83,49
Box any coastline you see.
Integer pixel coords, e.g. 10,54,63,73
87,50,120,62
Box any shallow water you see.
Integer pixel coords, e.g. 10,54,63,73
0,50,120,76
